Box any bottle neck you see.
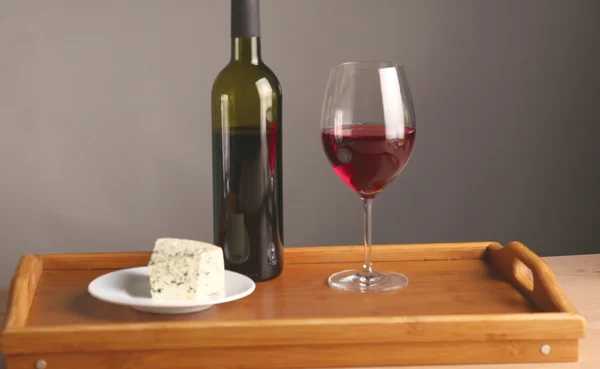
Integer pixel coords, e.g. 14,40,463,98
231,37,261,64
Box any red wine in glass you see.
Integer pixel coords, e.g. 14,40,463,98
322,125,416,199
320,61,416,293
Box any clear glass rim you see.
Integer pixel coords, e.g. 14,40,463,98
332,60,403,70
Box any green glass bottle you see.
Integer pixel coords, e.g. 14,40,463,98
211,0,283,281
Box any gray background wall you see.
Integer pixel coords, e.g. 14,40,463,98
1,0,599,285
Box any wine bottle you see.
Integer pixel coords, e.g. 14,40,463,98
211,0,283,281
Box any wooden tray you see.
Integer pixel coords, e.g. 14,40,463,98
0,241,585,369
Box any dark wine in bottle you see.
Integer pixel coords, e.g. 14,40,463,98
211,0,283,281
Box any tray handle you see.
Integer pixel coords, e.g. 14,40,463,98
486,241,577,313
2,255,42,330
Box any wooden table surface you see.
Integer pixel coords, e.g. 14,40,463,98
1,254,599,369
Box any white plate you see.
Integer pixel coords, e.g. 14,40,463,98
88,267,255,314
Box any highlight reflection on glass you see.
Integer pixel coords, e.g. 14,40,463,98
320,61,416,293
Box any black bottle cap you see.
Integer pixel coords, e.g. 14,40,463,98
231,0,260,38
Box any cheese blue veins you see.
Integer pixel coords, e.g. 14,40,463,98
148,238,225,300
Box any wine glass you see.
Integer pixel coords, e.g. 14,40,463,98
320,61,416,292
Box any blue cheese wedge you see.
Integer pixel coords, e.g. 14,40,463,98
148,238,225,301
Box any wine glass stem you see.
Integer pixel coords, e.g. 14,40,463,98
362,198,374,275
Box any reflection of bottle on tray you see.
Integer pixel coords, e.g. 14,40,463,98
211,0,283,282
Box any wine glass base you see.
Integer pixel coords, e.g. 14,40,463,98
328,269,408,293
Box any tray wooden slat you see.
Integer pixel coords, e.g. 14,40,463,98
6,339,579,369
38,242,492,270
0,241,586,369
